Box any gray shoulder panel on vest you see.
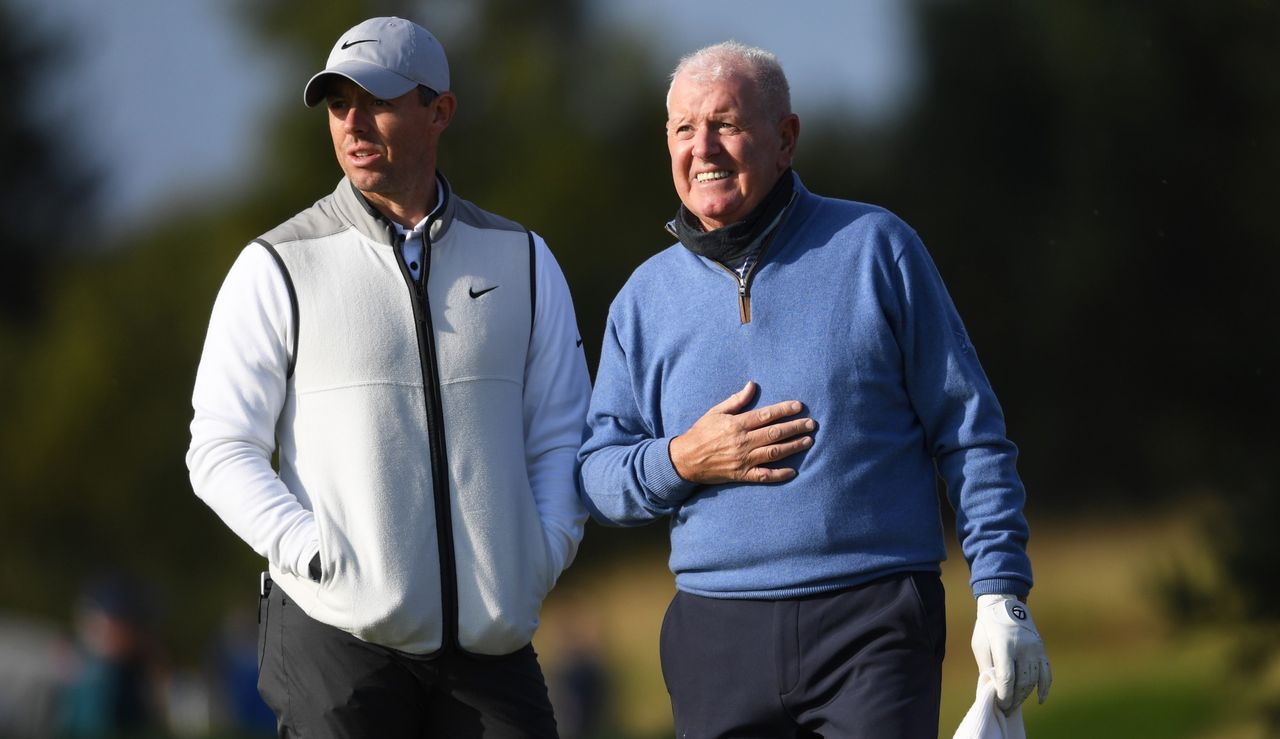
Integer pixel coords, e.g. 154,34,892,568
252,194,352,380
258,193,351,247
450,197,526,235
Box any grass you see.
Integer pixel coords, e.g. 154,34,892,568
534,506,1258,738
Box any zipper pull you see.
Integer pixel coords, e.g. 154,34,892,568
738,280,751,324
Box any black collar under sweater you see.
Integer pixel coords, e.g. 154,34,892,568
668,169,796,272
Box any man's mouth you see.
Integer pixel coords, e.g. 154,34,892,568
695,170,731,182
348,145,381,163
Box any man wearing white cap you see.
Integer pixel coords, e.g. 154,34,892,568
186,17,590,738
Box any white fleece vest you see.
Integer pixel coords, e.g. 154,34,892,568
259,179,555,655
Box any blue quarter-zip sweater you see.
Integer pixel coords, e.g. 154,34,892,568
578,175,1032,599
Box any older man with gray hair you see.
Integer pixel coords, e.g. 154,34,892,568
578,41,1050,737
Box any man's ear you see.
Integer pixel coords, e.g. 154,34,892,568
777,113,800,170
431,92,458,131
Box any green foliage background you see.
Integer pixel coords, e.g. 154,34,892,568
0,0,1276,731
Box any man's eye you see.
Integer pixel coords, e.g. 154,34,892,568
672,124,694,139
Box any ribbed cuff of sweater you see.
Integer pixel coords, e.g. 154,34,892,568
972,577,1031,600
641,438,698,506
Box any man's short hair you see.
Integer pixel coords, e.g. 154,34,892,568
668,41,792,121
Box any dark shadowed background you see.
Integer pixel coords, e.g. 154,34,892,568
1,1,1275,737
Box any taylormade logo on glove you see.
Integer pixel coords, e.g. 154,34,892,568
970,594,1052,714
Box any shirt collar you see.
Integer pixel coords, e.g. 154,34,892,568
391,182,446,238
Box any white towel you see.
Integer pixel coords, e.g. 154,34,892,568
952,672,1027,739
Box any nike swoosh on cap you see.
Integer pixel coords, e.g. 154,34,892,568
469,285,499,299
340,39,378,49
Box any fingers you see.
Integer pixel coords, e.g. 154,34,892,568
989,639,1019,712
733,439,811,484
1001,657,1045,714
1017,658,1036,706
708,382,806,432
972,602,1050,715
676,383,813,484
710,381,757,414
1011,682,1035,711
734,415,815,481
992,666,1015,713
742,399,807,431
1038,658,1053,704
971,633,995,674
744,465,799,484
744,428,814,466
752,415,816,444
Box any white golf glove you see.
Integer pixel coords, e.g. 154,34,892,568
971,594,1052,713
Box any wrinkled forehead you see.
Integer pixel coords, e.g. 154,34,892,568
666,70,762,119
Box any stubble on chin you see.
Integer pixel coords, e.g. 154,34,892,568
344,167,390,195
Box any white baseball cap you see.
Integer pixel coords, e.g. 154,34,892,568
303,17,449,107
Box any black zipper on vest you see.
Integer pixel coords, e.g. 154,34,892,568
394,228,461,655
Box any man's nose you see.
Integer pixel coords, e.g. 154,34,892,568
342,106,369,133
692,127,720,160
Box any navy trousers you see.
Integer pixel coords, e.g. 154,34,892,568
256,578,559,739
660,572,946,739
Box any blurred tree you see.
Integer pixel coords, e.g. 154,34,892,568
0,2,100,325
808,0,1280,512
0,0,104,633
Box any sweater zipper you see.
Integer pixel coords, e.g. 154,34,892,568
394,228,461,654
666,193,795,326
733,268,752,324
703,262,754,324
674,233,766,325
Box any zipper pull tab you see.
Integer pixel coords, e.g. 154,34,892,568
738,280,751,324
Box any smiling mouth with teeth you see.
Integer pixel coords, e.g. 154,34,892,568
695,171,731,182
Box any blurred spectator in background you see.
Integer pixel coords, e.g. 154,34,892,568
208,607,275,736
58,573,160,736
554,648,609,739
545,596,610,739
0,612,66,737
